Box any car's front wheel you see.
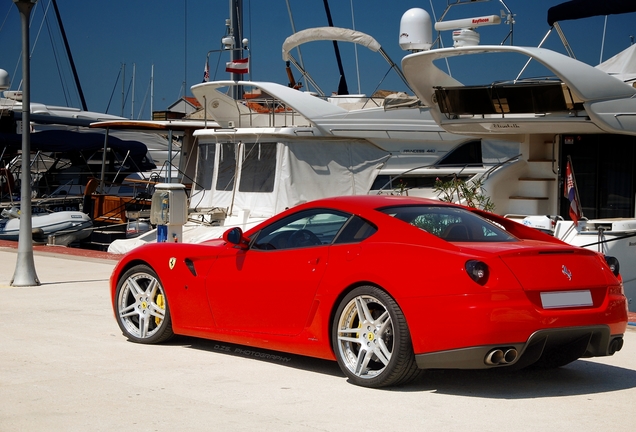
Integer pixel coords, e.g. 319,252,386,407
332,286,420,388
115,264,174,344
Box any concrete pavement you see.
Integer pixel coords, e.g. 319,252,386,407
1,245,636,431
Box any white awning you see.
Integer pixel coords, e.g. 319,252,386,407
282,27,381,61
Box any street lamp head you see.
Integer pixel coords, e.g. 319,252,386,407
12,0,37,14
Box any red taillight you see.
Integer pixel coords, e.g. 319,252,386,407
465,260,489,285
604,255,620,277
609,285,624,296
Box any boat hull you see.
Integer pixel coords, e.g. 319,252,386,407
0,211,92,244
554,219,636,312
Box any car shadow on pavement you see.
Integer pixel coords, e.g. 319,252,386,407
167,336,636,395
401,360,636,397
39,279,110,286
169,336,345,378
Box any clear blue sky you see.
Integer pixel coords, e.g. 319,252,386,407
1,0,634,118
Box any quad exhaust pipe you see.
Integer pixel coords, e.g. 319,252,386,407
484,336,624,365
485,348,518,365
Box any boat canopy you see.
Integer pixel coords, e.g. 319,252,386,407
189,138,389,218
547,0,636,26
0,129,155,171
282,27,381,62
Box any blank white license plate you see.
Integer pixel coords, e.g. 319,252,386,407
540,290,593,309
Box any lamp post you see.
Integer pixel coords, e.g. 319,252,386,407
11,0,40,287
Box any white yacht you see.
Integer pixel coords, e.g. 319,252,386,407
398,0,636,310
105,26,518,254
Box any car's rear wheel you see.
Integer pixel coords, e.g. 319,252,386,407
115,264,174,344
332,286,420,388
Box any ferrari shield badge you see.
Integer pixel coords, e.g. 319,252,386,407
169,257,177,270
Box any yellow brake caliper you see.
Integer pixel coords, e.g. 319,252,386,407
155,294,165,326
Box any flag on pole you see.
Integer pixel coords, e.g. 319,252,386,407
225,57,249,74
202,60,209,82
564,158,582,224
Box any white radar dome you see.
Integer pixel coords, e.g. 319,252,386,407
399,8,432,51
0,69,9,90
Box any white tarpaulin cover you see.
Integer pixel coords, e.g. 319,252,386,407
190,139,389,218
596,44,636,83
282,27,381,61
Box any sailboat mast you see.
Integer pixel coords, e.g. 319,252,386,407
131,63,135,119
50,0,88,111
322,0,348,95
121,64,125,117
150,64,154,119
230,0,243,98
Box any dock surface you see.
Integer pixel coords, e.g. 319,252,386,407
1,242,635,431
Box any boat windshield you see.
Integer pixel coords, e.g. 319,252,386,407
378,205,516,243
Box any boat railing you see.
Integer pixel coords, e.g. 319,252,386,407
469,153,522,184
374,161,488,195
233,94,389,128
108,149,131,188
237,96,304,128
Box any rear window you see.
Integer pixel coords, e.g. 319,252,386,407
378,205,516,242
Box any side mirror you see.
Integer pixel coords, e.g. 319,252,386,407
223,227,248,249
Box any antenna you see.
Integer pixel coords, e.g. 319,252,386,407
0,69,9,91
434,15,501,31
434,15,501,47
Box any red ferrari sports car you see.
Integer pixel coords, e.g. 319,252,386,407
110,195,628,388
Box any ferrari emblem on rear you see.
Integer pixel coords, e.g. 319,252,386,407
562,265,572,281
169,257,176,270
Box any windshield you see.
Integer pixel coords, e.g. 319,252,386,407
378,205,516,243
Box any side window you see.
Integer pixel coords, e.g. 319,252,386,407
252,209,350,250
239,142,277,193
379,205,515,242
333,215,377,244
216,142,236,191
195,143,215,190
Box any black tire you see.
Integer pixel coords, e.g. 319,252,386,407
332,286,420,388
115,264,174,344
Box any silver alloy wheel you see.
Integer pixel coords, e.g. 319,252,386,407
335,294,394,379
117,270,168,340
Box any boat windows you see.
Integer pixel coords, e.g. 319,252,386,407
239,142,276,193
437,140,482,166
378,205,516,242
434,81,579,117
370,174,470,192
201,142,277,193
195,143,215,190
216,142,236,191
561,134,636,219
